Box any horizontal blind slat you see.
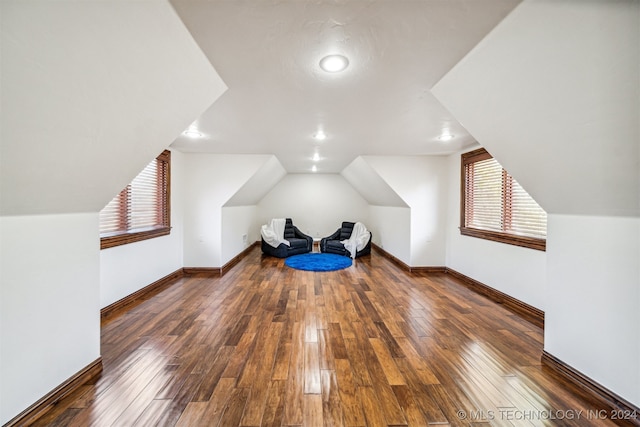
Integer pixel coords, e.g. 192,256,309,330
99,151,170,238
464,151,546,241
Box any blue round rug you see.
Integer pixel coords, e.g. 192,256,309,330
285,253,352,272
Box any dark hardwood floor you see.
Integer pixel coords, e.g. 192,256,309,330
35,247,618,426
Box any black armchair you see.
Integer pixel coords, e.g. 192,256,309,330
320,221,372,258
261,218,313,258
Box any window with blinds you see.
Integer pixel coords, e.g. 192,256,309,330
99,150,171,249
461,148,546,251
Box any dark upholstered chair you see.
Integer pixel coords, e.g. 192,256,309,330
261,218,313,258
320,221,372,258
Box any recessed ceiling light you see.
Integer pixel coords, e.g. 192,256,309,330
314,130,326,141
319,54,349,73
438,133,454,142
312,165,317,173
183,129,203,138
312,153,320,162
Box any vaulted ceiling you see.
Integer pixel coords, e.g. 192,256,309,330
169,0,521,173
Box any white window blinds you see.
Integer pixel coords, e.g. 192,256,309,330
99,150,170,248
462,148,546,250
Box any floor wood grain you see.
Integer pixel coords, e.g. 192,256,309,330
34,248,623,426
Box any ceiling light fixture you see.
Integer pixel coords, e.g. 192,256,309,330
314,130,326,141
319,54,349,73
312,153,320,162
183,129,203,138
438,132,454,142
312,165,317,172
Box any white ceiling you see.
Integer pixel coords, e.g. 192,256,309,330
170,0,521,173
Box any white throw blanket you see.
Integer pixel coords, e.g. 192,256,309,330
261,218,290,248
341,222,370,259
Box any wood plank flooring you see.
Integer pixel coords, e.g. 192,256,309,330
35,248,619,426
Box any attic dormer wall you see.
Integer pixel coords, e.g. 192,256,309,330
100,149,187,309
432,0,639,219
358,156,449,267
443,148,547,311
182,153,277,268
256,173,370,241
432,0,640,408
0,1,226,423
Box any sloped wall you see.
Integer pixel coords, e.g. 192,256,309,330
182,154,276,267
361,156,448,266
222,155,286,263
432,0,640,406
341,157,411,264
225,156,287,207
1,0,226,216
432,0,639,217
0,1,226,423
341,157,408,208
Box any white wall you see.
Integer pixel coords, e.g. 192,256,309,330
100,150,185,308
182,154,272,268
433,0,640,407
0,2,225,421
432,0,639,218
222,206,259,264
341,157,408,208
369,206,411,265
257,174,369,239
0,0,226,216
546,214,640,406
444,151,547,310
0,213,100,424
363,156,448,266
225,156,286,207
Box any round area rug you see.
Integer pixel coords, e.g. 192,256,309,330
285,253,352,272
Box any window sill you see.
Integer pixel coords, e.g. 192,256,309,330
100,226,171,250
460,227,546,251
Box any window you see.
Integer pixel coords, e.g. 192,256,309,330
100,150,171,249
461,148,546,251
